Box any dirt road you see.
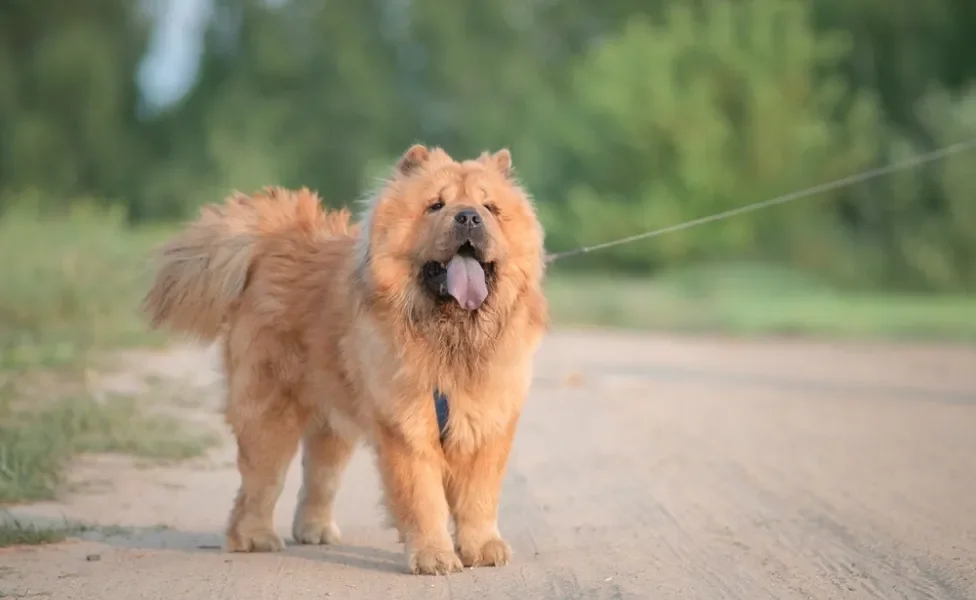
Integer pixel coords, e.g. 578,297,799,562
3,329,975,599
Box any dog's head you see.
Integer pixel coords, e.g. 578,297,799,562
356,145,545,332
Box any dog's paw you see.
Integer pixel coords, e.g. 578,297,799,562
226,529,285,553
293,520,341,545
457,537,512,568
409,546,463,575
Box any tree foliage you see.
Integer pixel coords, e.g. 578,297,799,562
1,0,974,291
525,0,882,274
0,0,151,205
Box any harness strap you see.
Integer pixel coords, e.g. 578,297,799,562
433,389,450,443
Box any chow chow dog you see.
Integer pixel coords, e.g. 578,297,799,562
142,145,548,575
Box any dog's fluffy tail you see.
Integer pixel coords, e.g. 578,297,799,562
142,186,354,342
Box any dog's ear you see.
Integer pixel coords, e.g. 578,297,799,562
479,149,513,178
396,144,430,176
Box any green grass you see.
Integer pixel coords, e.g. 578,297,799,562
0,205,216,545
0,516,86,547
0,383,217,505
0,514,139,549
0,205,216,520
0,203,173,371
545,263,976,342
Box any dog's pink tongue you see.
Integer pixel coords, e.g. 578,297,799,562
445,255,488,311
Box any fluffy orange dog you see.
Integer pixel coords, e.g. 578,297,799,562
142,145,548,575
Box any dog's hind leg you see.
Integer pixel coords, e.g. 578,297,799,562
225,398,303,553
292,419,357,545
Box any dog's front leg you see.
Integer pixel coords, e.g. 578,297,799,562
445,416,517,568
374,419,462,575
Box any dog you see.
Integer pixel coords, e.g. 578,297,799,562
142,144,549,575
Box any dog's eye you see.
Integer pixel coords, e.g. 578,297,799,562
484,203,500,216
427,199,445,213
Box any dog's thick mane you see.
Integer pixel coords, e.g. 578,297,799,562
347,176,523,380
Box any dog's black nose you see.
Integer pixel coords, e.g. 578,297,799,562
454,209,482,227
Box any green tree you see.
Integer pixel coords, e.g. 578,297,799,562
137,0,408,219
0,0,152,209
863,86,976,291
813,0,976,130
525,0,883,278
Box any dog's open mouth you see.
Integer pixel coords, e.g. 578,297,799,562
422,242,493,311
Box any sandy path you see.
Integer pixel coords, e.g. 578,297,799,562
2,329,975,599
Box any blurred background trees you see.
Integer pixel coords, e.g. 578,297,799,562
1,0,974,292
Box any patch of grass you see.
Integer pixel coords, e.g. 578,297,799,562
0,206,217,506
545,263,976,342
0,384,217,504
0,516,82,547
0,203,174,371
0,514,140,548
